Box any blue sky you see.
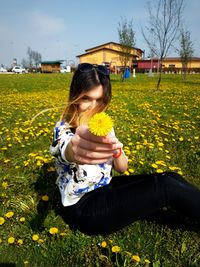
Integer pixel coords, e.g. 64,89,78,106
0,0,199,67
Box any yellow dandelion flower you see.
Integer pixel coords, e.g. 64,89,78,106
47,166,55,172
49,227,58,235
158,142,164,147
32,234,39,241
179,137,184,141
151,163,158,169
19,217,25,223
101,241,107,248
88,112,113,136
8,237,15,244
155,160,166,166
17,239,23,245
145,259,151,263
156,169,163,173
41,195,49,201
111,245,120,253
4,159,10,164
2,181,8,188
169,166,180,171
132,255,141,262
0,217,5,225
5,211,14,218
128,168,134,173
60,232,67,237
36,161,43,167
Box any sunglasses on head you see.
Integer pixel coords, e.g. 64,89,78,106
78,63,109,76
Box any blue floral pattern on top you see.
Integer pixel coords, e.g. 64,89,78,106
50,121,113,207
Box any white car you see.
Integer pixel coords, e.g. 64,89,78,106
60,66,71,73
12,66,27,74
0,67,7,72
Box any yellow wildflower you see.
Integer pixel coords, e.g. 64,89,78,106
158,142,164,147
41,195,49,201
49,227,58,235
88,112,113,136
101,241,107,248
4,159,10,164
111,245,120,253
17,239,23,245
2,181,8,188
151,163,158,169
128,168,134,173
38,239,44,244
8,237,15,244
19,217,26,223
132,255,141,262
0,217,5,225
32,234,39,241
60,232,67,237
47,166,55,172
5,211,14,218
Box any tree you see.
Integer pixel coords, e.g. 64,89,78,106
142,0,184,90
21,58,29,69
118,18,136,81
178,28,194,80
25,47,42,71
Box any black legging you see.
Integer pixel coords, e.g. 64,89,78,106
63,172,200,235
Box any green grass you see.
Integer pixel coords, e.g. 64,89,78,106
0,73,200,267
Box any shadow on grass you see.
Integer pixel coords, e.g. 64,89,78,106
30,163,71,231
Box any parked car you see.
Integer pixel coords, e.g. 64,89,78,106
12,66,27,74
60,66,71,73
0,67,7,72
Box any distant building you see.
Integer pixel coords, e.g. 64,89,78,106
133,57,200,73
162,57,200,73
41,61,63,73
77,42,144,73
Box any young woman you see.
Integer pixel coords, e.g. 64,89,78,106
50,63,200,235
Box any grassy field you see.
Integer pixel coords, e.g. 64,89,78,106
0,73,199,267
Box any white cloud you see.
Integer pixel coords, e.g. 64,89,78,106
30,11,66,37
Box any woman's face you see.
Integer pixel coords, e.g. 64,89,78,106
78,85,104,113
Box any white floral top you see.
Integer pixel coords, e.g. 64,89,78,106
50,121,113,206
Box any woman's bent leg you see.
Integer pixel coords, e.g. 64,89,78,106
64,172,200,234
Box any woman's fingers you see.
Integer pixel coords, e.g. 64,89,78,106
76,125,119,145
70,125,123,164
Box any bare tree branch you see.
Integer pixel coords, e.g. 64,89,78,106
142,0,184,90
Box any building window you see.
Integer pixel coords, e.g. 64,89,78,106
168,64,175,68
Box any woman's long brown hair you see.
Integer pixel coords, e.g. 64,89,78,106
61,67,112,128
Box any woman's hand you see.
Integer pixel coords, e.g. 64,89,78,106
65,125,123,164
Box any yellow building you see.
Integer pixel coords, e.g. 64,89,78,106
77,42,144,72
162,57,200,71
